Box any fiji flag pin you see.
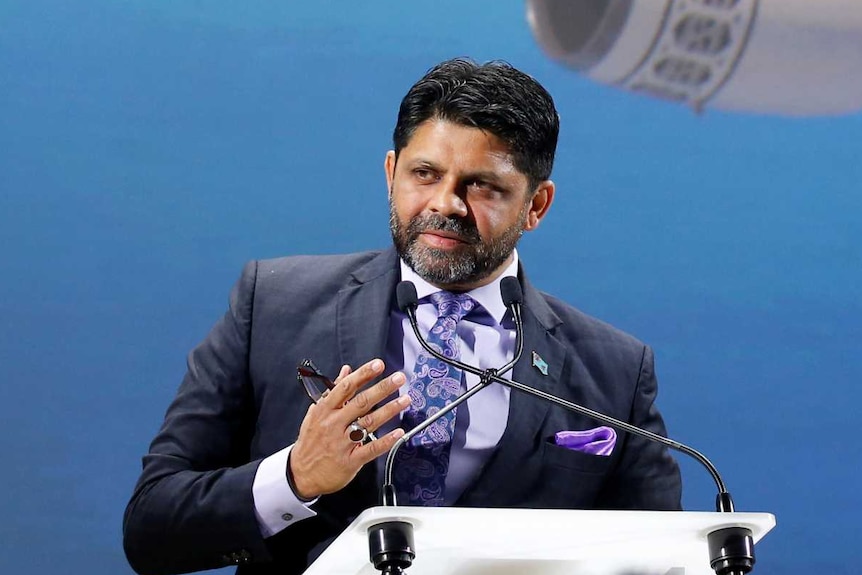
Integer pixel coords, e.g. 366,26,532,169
531,351,549,376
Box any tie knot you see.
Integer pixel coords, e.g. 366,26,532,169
429,291,475,322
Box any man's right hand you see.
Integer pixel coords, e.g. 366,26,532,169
288,359,409,500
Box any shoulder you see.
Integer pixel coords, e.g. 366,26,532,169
253,251,386,285
230,249,394,311
535,289,648,359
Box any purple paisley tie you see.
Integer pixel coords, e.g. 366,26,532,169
394,291,475,506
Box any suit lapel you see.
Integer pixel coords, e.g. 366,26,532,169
508,309,567,438
336,249,400,368
458,272,568,505
328,249,400,509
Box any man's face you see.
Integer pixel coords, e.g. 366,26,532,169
386,119,554,291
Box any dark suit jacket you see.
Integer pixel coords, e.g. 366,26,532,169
123,249,681,575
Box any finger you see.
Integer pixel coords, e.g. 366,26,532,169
334,365,352,404
327,359,384,406
343,371,406,420
336,364,351,381
357,393,411,434
350,428,405,465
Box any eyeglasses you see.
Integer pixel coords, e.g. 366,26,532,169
297,358,335,403
296,358,377,443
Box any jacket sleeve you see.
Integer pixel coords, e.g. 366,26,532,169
596,345,683,510
123,260,272,575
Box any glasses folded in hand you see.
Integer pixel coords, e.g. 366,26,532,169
296,358,377,444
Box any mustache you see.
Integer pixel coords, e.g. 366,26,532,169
406,213,481,244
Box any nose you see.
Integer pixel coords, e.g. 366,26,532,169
426,177,469,218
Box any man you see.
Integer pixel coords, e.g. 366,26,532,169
123,58,681,575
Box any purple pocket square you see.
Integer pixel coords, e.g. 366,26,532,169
554,426,617,456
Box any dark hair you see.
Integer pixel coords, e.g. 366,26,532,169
393,58,560,191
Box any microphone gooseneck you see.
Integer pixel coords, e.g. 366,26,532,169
383,281,508,492
498,276,525,377
374,279,756,575
370,280,496,575
401,282,733,504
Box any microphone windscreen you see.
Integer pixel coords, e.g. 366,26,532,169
396,281,419,312
500,276,523,306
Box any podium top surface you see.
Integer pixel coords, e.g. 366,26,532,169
305,507,776,575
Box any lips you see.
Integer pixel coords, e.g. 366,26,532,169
418,230,468,249
404,213,481,250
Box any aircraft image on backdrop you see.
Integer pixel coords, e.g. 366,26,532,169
527,0,862,116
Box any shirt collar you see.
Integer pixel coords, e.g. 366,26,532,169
398,249,519,325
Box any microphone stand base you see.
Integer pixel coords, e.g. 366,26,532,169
708,526,755,575
368,520,416,575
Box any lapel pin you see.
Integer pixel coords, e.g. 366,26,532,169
531,351,549,376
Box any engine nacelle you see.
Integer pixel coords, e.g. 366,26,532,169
527,0,862,116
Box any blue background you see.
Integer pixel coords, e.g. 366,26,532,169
1,1,859,573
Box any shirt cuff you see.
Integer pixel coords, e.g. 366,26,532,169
252,444,318,538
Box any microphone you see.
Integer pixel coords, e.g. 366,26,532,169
385,278,526,496
500,275,523,306
378,278,756,575
395,281,419,312
370,280,526,574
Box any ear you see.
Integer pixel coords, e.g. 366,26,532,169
384,150,397,197
524,180,555,232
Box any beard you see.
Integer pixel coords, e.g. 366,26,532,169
389,194,527,288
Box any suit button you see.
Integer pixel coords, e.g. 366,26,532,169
281,512,293,521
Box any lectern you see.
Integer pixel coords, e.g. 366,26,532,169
304,507,775,575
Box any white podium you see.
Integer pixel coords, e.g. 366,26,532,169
305,507,776,575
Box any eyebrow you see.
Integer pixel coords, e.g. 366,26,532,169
406,158,441,170
407,160,505,182
465,170,507,184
